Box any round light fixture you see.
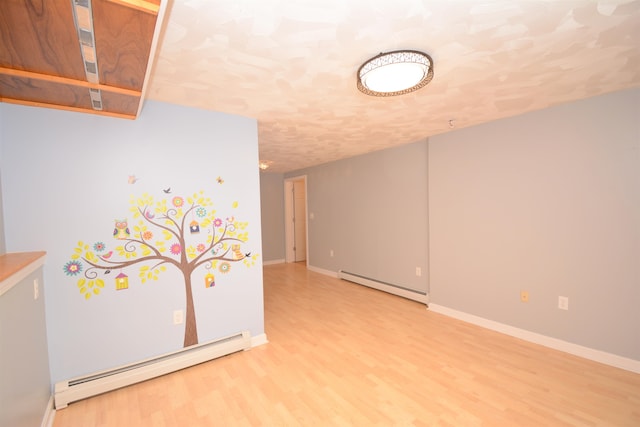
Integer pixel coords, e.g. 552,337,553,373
357,50,434,97
259,160,272,170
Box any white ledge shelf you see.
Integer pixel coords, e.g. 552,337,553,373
0,251,47,297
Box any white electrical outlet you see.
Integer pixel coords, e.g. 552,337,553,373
33,279,39,300
558,296,569,310
416,267,422,277
173,310,184,325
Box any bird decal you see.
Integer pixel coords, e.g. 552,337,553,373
113,219,130,240
163,187,171,194
100,251,113,260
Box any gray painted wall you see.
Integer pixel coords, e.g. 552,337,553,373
259,172,286,262
0,111,5,256
287,140,429,293
429,88,640,360
0,172,6,256
0,267,51,427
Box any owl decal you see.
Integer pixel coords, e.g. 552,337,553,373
113,219,130,240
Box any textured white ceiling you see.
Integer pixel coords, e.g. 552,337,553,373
147,0,640,173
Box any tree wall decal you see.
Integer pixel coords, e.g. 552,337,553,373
63,190,258,347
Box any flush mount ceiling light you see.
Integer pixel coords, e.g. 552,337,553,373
259,160,272,171
357,50,434,97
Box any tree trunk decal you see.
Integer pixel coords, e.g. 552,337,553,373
183,272,198,347
63,190,258,348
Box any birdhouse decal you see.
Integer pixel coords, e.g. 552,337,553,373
115,272,129,290
189,220,200,234
205,273,215,288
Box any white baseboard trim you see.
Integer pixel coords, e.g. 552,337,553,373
306,265,339,278
250,333,268,348
41,395,55,427
262,259,285,266
428,304,640,374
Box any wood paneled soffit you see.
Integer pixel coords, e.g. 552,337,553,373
0,0,161,119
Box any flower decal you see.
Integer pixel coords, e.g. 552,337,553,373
63,260,83,276
93,242,106,252
170,243,182,255
214,218,223,227
219,262,231,274
172,196,184,207
142,231,153,240
197,243,206,252
196,207,207,218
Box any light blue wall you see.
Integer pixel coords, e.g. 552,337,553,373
1,101,264,383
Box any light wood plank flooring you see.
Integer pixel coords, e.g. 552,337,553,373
54,263,640,426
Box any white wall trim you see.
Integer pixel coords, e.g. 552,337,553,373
41,395,55,427
250,333,268,348
262,259,285,266
307,265,339,278
0,254,46,297
429,304,640,374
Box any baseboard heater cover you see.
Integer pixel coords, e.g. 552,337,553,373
338,270,428,304
54,330,251,409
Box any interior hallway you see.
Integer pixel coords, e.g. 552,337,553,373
53,262,640,426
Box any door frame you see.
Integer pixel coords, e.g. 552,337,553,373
284,175,308,265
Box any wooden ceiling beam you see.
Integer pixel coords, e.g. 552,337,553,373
105,0,160,15
0,97,136,120
0,67,141,98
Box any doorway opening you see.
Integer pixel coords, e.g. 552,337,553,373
284,176,308,264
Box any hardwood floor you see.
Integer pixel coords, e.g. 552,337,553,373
54,263,640,426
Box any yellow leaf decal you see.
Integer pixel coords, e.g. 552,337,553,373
77,278,86,288
71,254,80,260
96,279,104,288
85,293,91,300
232,201,238,208
93,288,100,295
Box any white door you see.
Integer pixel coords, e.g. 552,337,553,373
284,176,307,263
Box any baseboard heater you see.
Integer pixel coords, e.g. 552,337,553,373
54,330,251,409
338,270,428,305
